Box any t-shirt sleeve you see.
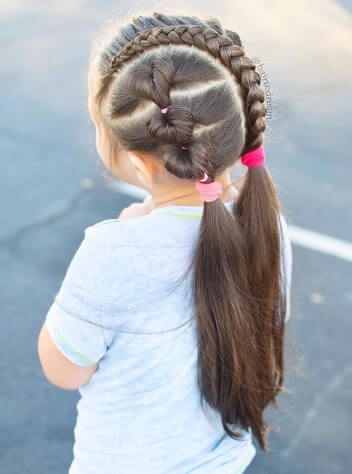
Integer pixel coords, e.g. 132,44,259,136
278,213,293,323
44,227,108,367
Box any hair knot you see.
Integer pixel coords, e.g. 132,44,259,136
147,104,194,146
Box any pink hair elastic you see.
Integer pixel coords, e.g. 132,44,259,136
240,144,266,167
195,172,223,203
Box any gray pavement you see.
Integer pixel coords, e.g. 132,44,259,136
1,2,351,473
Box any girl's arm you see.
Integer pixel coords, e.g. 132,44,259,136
37,323,98,390
37,227,110,390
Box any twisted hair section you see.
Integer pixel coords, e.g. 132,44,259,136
94,26,247,180
89,11,289,451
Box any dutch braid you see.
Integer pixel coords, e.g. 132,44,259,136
99,24,266,155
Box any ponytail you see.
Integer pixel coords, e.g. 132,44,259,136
191,166,286,451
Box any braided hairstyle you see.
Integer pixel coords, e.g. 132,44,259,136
89,11,287,451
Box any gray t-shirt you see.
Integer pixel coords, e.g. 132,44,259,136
45,198,292,474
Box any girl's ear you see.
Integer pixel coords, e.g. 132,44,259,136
128,152,157,190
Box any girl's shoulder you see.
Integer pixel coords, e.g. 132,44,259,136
83,213,173,249
85,217,121,233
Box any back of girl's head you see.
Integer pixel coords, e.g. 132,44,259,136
88,10,288,451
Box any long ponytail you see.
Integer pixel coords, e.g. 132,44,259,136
192,166,286,451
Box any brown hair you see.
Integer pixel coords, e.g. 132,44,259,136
89,11,289,451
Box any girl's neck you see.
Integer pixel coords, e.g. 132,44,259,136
151,170,239,209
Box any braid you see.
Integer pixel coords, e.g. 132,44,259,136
98,24,266,155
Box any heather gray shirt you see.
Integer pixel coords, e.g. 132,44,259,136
45,198,292,474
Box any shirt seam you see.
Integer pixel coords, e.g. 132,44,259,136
54,295,101,327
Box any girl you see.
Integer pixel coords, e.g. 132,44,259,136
38,10,293,474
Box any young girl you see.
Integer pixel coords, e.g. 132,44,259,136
38,10,293,474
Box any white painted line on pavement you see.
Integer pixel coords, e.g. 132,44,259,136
288,225,352,263
109,181,352,263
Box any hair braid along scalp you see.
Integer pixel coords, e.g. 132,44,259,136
97,24,267,156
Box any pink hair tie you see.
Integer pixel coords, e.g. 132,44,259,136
241,144,266,167
195,172,223,203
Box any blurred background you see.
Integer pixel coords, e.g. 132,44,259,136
0,1,351,473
